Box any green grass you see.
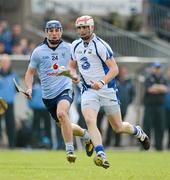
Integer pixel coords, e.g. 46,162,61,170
0,150,169,180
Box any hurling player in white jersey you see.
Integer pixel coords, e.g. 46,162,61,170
24,20,94,163
69,15,150,169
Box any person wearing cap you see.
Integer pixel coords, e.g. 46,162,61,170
24,20,94,163
143,61,168,150
69,15,150,169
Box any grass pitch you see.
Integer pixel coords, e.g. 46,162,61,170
0,150,169,180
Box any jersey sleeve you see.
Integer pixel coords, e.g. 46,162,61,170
71,43,76,61
28,48,40,69
98,41,114,62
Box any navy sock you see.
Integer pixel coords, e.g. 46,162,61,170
133,126,138,135
95,145,105,155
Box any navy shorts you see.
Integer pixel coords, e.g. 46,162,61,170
42,89,74,122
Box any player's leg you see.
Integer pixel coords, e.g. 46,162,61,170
105,105,150,150
57,99,76,162
71,123,93,157
81,90,109,169
57,118,93,156
57,89,93,157
42,95,76,163
82,107,101,146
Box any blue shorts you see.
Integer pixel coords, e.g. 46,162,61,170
42,89,74,122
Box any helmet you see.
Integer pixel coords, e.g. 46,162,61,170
75,15,94,34
45,20,62,32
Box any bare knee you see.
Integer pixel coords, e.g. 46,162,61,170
85,117,92,126
57,111,67,123
112,123,123,134
84,116,95,127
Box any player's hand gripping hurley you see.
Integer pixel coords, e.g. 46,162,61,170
13,78,29,97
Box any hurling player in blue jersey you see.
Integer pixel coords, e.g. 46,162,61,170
24,20,93,163
69,15,150,169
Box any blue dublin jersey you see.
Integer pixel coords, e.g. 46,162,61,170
29,39,72,99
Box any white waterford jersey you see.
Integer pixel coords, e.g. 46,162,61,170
29,39,72,99
71,34,117,91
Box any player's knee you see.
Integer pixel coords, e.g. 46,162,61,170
84,117,93,126
114,125,123,134
57,111,67,122
114,128,122,134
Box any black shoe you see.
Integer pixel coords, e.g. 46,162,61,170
136,126,150,150
66,151,76,163
85,140,94,157
93,154,110,169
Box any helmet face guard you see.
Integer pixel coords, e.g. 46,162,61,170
75,15,94,34
45,20,63,45
45,20,62,32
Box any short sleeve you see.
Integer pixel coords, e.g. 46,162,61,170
28,49,40,69
71,43,76,61
97,40,114,62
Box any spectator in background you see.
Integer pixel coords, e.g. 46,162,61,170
0,21,32,55
164,67,170,149
28,41,36,54
11,23,22,46
0,54,19,148
117,66,135,124
143,62,168,150
0,41,6,54
126,8,142,32
20,38,29,55
16,119,32,148
0,20,12,54
12,42,23,55
27,77,52,149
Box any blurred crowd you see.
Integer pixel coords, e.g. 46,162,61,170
0,19,36,55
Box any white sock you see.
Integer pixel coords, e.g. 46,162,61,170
81,129,91,143
97,151,106,158
65,142,74,153
134,126,142,139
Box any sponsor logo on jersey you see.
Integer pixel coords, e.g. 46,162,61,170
42,56,50,59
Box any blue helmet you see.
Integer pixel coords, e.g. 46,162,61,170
45,20,62,31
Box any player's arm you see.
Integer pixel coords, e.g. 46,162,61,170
102,57,119,84
91,57,118,90
69,60,79,84
24,67,36,99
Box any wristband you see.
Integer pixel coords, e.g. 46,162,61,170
100,80,105,85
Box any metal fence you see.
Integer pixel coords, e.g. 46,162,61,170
147,3,170,39
95,20,170,57
26,0,170,58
